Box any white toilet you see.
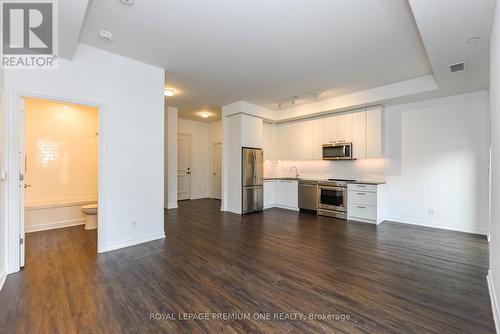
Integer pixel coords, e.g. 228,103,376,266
81,203,98,230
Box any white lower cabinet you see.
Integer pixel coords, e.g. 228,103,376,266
264,179,298,211
347,183,387,224
264,180,276,209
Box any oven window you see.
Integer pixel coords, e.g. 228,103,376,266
323,146,345,158
320,188,344,207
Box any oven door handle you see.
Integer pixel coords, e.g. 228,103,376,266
318,186,346,191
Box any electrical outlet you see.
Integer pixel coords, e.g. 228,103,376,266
428,209,435,216
132,220,138,228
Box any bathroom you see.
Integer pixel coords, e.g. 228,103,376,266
23,97,99,238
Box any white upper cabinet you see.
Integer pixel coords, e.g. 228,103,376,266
276,120,313,160
263,123,277,161
322,116,337,144
322,113,352,144
311,119,324,159
366,106,383,158
335,113,353,143
241,114,263,148
352,110,366,159
269,106,383,161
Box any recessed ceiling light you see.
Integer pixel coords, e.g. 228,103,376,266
99,30,114,42
467,36,480,44
120,0,134,5
200,111,209,118
164,89,175,97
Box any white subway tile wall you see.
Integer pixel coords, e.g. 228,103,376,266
24,98,98,206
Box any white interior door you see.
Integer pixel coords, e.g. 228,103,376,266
177,134,191,201
212,143,222,199
19,100,26,267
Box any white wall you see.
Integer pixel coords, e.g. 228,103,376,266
2,44,165,272
0,68,6,289
267,91,490,235
164,101,168,208
489,2,500,332
166,106,178,209
207,121,222,198
222,114,242,213
384,91,490,235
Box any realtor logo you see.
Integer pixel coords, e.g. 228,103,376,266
1,0,58,69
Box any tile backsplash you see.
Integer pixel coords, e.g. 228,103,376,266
265,159,386,182
24,98,98,206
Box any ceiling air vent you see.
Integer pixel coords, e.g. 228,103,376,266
449,62,465,73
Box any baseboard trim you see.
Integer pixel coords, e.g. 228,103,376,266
488,270,500,334
348,216,378,225
25,218,86,233
0,268,6,291
99,231,166,253
272,205,300,212
167,204,178,209
386,216,488,236
190,195,208,200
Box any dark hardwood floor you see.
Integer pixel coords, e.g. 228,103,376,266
0,199,495,333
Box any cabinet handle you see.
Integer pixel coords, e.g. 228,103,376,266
356,206,366,209
357,185,366,188
357,193,366,195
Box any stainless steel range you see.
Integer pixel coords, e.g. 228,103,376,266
317,179,355,219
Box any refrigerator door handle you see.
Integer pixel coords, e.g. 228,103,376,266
253,151,257,183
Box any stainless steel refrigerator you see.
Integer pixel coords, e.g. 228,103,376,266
242,147,264,213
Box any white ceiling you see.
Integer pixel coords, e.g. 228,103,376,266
167,102,221,123
408,0,496,96
79,0,435,121
59,0,89,59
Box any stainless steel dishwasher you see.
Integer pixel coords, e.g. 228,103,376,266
298,180,318,211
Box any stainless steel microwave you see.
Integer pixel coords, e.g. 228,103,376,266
322,142,353,160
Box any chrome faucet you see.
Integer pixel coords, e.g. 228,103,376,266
290,166,299,178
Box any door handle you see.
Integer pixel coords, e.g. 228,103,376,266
24,184,31,189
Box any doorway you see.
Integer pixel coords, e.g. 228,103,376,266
16,95,101,268
212,143,222,199
177,133,191,200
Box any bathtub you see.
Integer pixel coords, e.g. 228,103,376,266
25,199,97,233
